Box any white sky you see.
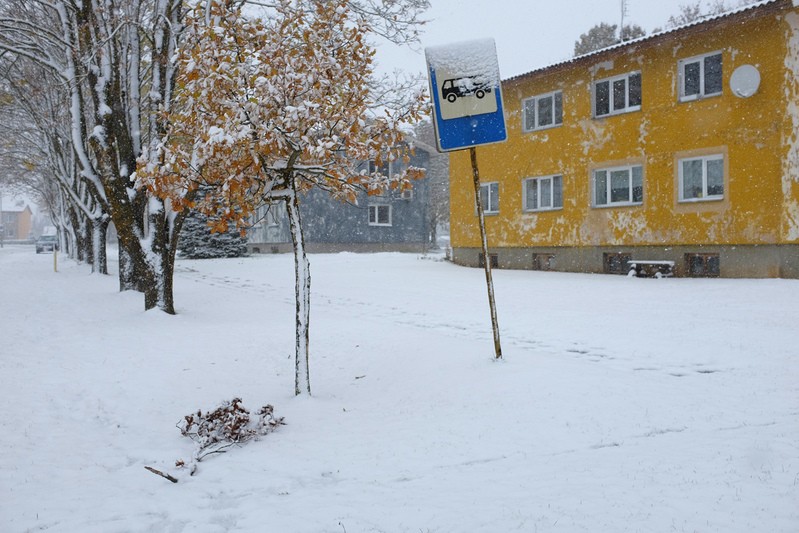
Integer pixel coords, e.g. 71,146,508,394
374,0,721,79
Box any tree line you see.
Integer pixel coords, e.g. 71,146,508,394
573,0,757,56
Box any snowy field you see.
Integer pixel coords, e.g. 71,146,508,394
1,244,797,533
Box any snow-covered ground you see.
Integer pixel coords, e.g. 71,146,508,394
1,244,797,532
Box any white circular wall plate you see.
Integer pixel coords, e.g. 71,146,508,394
730,65,761,98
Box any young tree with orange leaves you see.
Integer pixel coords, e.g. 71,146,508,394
136,0,427,395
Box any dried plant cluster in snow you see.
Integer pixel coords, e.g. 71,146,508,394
177,398,284,474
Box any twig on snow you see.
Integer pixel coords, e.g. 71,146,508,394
144,466,178,483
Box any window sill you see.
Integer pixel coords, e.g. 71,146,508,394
594,106,641,119
678,92,722,103
678,196,723,203
522,123,563,134
592,202,643,209
523,207,563,213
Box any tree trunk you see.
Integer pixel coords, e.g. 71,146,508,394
118,245,137,292
161,235,177,314
429,211,438,249
91,216,109,275
66,205,83,261
80,217,91,263
111,189,145,291
142,202,183,315
286,177,311,396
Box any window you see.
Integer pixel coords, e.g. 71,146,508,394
604,252,632,275
479,182,499,214
593,165,643,207
368,204,392,226
522,91,563,132
594,72,641,117
685,253,720,277
523,175,563,211
679,52,722,101
679,154,724,202
366,159,394,179
478,253,499,268
266,207,281,227
533,253,555,271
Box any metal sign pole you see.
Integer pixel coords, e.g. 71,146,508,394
470,146,502,360
426,39,506,360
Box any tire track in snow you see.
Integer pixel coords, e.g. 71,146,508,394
174,265,551,352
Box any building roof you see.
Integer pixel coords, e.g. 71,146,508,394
506,0,783,83
2,203,32,214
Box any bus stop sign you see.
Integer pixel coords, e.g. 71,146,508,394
425,39,507,152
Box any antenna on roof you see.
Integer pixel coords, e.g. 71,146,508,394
620,0,629,41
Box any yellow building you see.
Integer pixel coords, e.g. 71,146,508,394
449,0,799,278
1,204,33,241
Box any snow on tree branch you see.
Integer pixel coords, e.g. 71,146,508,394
135,0,427,225
242,0,430,45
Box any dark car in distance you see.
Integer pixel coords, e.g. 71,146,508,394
35,234,59,253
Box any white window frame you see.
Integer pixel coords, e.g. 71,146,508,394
678,51,723,102
479,182,500,214
266,208,281,227
678,154,724,202
593,71,642,118
523,175,563,212
522,90,563,132
368,204,392,226
592,164,644,207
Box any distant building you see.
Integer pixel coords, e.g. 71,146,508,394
449,0,799,278
1,204,33,241
247,141,444,253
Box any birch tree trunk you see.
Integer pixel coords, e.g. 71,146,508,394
286,175,312,396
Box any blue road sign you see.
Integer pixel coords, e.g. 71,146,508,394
425,39,507,152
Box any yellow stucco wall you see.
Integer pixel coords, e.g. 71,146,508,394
18,206,33,240
450,2,799,251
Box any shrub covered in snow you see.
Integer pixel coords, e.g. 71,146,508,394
177,398,284,473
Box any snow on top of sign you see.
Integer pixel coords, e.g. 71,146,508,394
425,38,501,87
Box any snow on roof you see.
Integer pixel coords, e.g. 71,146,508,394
2,203,32,213
506,0,781,82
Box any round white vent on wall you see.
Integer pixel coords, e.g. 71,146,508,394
730,65,761,98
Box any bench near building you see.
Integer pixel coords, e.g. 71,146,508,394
449,0,799,278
